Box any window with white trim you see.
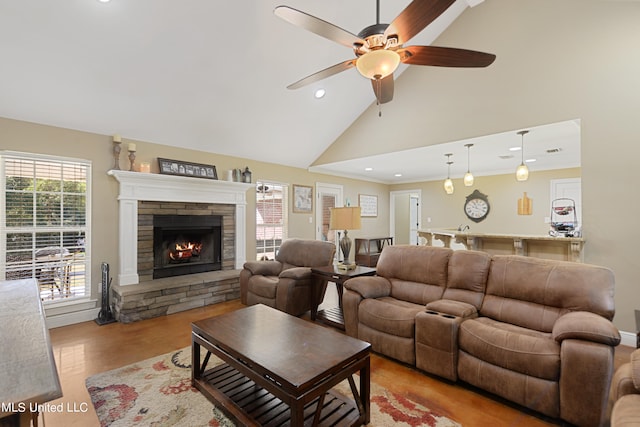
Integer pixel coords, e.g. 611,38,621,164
1,152,91,302
255,181,288,261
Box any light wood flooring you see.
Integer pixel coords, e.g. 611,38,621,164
45,286,633,427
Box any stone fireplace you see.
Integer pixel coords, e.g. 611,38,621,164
108,170,253,322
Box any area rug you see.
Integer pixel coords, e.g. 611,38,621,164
86,347,461,427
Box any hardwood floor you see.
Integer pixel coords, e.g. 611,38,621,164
45,288,633,427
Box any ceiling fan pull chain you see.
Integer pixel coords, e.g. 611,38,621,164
375,76,383,117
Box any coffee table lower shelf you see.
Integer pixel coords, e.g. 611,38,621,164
194,362,362,427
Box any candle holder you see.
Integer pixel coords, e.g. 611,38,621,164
113,141,122,170
128,150,136,172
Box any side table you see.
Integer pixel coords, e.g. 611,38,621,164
311,265,376,329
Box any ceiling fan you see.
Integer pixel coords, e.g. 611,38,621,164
275,0,496,108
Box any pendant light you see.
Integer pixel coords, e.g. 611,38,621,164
463,143,474,186
515,130,530,181
443,153,454,195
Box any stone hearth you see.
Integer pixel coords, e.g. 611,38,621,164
111,270,240,323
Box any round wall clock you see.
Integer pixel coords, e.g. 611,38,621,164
464,190,490,223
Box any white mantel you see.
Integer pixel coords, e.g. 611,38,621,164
108,170,253,285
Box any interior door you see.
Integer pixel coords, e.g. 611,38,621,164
390,189,421,245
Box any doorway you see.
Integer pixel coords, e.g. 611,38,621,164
315,183,343,247
390,190,421,245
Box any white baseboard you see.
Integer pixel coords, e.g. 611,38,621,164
46,307,101,329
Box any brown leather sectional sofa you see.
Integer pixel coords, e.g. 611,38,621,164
343,245,620,427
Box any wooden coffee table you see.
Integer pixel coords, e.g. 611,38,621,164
192,304,371,426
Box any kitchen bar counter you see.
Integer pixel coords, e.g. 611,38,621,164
418,229,585,262
0,278,62,424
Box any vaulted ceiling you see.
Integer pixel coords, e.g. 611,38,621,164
0,0,584,182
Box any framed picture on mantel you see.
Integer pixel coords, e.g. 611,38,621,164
157,158,218,180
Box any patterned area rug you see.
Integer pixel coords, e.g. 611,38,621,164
86,347,460,427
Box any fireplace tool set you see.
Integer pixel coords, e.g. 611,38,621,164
95,262,116,325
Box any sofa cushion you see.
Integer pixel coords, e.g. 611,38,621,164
377,245,452,305
358,297,424,338
389,278,446,306
459,317,560,381
482,255,615,332
442,250,491,309
247,275,279,299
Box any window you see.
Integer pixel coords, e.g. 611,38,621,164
1,152,91,302
255,181,287,260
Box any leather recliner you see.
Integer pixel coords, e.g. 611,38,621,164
608,348,640,426
240,238,335,316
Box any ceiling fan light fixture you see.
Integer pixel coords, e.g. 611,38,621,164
356,49,400,80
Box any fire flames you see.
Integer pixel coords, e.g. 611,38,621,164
169,241,202,262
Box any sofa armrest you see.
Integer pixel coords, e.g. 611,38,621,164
426,299,478,319
552,311,621,346
279,266,312,280
344,276,391,299
243,260,282,276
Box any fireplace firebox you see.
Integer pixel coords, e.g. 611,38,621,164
153,215,222,279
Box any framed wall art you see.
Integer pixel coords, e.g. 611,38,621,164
157,158,218,180
359,194,378,217
293,184,313,213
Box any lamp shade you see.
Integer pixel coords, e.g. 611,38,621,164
356,49,400,79
329,206,362,231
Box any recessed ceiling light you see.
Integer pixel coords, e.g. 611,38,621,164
394,173,402,177
365,167,373,171
314,88,325,99
98,0,111,3
525,158,537,163
509,146,521,152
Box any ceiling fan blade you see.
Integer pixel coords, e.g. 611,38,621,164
371,75,394,104
384,0,456,44
399,45,496,67
286,59,357,90
275,6,365,49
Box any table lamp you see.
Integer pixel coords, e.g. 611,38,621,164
329,206,361,270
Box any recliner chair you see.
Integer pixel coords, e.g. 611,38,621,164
240,238,336,316
608,348,640,426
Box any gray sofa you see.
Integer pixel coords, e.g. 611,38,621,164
343,245,621,427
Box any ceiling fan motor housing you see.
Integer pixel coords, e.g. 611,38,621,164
355,23,398,56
